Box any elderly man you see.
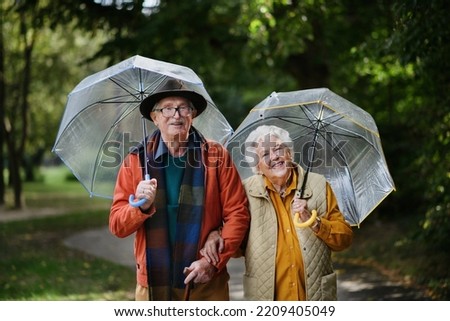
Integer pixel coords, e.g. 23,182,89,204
109,79,250,301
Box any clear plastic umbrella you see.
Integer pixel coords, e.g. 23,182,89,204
52,55,233,199
226,88,395,226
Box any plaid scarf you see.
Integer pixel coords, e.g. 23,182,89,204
139,128,205,300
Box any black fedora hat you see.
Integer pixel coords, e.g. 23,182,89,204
140,79,207,120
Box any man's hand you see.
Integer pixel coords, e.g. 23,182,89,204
135,178,157,211
200,229,224,265
183,257,217,284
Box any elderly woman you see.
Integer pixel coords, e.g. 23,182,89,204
203,125,353,301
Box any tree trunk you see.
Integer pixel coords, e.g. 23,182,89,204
9,152,22,209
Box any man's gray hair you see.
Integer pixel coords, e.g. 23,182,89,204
244,125,294,174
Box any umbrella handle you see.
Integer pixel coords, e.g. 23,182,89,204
293,209,317,228
128,174,150,208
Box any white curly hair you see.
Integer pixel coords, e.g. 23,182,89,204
244,125,294,174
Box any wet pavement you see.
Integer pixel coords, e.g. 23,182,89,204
64,226,433,301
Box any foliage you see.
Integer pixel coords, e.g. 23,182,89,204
1,0,449,296
1,0,112,208
386,0,450,259
331,3,450,299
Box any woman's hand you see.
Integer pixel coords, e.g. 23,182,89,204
292,198,319,230
291,198,311,222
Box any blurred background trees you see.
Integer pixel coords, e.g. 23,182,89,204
1,0,448,297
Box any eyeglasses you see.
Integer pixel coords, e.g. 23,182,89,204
153,106,193,117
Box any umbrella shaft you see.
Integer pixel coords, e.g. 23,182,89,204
141,117,149,178
300,106,323,198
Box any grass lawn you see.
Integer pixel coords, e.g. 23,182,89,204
1,166,135,300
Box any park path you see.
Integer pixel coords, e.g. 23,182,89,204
63,226,432,301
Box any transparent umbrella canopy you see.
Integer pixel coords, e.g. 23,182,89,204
226,88,395,226
52,55,233,199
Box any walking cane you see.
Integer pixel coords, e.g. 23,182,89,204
183,270,193,301
184,281,193,301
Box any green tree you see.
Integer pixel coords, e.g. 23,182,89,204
1,1,38,208
0,4,6,206
1,0,111,209
389,0,449,297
